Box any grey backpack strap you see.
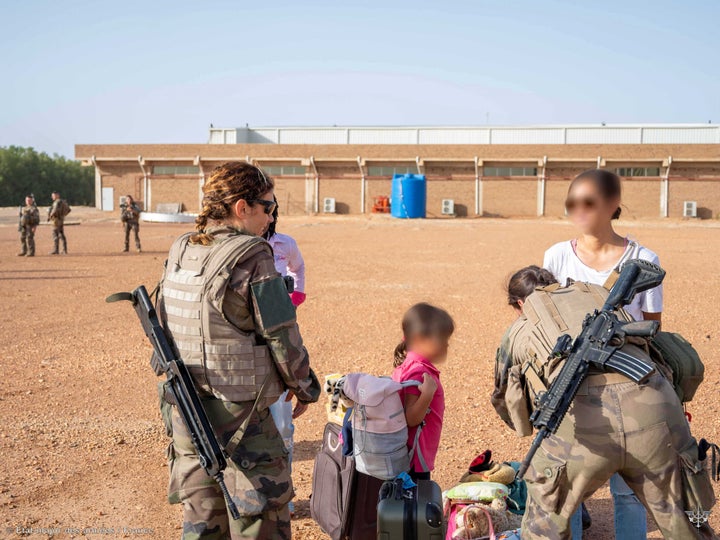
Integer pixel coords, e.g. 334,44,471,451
401,380,430,473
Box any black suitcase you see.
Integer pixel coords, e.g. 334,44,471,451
311,423,384,540
377,477,444,540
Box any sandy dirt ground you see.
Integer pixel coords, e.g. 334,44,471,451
0,208,719,539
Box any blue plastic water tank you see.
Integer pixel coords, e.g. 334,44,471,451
391,174,426,218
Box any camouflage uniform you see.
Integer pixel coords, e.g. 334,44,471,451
121,202,142,252
493,320,717,540
159,227,320,540
18,203,40,256
48,198,68,254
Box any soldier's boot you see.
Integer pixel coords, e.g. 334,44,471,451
61,238,67,254
49,241,59,255
123,244,129,253
137,244,142,253
17,251,26,256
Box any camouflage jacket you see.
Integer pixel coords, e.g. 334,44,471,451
121,202,141,223
48,198,70,222
491,317,534,437
20,204,40,227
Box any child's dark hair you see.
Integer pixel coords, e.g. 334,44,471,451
569,169,623,219
507,266,558,309
393,303,455,367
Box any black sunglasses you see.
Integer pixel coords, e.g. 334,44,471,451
249,199,277,215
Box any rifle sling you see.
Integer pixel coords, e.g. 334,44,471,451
223,373,273,458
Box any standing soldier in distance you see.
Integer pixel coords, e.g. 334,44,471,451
120,194,142,253
18,195,40,257
158,162,320,539
48,191,70,255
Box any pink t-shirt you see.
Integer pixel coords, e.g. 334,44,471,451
391,351,445,472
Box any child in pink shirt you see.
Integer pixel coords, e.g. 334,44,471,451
391,303,454,481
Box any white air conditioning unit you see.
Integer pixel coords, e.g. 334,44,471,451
683,201,697,218
441,199,455,215
323,197,336,213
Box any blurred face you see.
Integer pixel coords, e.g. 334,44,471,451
51,193,59,201
409,333,451,364
25,197,33,206
232,190,276,236
565,180,619,233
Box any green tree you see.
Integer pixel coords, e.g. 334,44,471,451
0,146,94,207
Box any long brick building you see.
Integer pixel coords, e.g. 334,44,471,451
75,124,720,219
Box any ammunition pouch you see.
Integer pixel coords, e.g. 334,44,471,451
678,440,716,516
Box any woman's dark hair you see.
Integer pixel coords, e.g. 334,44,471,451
191,162,274,245
507,265,558,309
393,303,455,367
263,196,279,240
569,169,623,219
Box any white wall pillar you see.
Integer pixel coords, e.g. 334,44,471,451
91,155,102,209
661,156,672,218
474,157,483,216
537,156,547,217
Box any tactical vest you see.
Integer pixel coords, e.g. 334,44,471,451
520,282,635,402
161,232,284,403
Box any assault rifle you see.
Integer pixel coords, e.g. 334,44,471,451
106,285,240,520
517,259,666,479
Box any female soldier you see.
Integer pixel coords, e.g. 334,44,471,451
491,266,715,540
159,162,320,540
543,169,662,539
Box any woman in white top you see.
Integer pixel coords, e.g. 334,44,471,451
544,169,662,540
265,202,308,515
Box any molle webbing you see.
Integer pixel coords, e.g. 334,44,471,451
161,233,284,403
521,282,632,395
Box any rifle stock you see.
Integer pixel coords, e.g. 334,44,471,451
107,286,240,520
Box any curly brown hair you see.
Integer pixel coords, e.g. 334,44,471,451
190,161,274,245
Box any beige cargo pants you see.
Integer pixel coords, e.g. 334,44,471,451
522,373,717,539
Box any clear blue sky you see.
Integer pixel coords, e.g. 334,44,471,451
1,0,718,157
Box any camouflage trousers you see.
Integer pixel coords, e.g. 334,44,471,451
52,220,67,253
167,400,292,540
522,373,717,540
124,221,141,250
19,225,35,255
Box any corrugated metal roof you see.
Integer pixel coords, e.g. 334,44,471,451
214,124,720,145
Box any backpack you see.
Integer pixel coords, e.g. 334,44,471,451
520,282,634,402
58,200,71,218
650,332,705,402
340,373,425,480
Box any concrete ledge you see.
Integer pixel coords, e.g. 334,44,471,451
140,212,197,223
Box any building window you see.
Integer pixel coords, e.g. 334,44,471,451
483,166,538,176
262,166,306,176
615,167,661,177
153,165,200,175
367,165,416,176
